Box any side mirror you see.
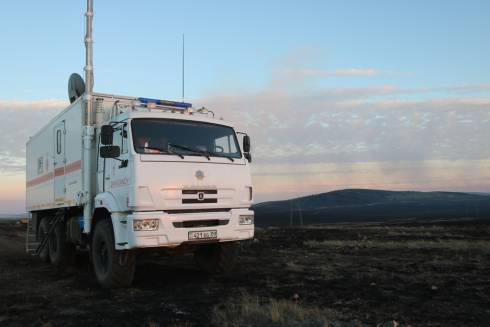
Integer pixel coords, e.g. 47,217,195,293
100,145,120,158
243,135,251,153
244,152,252,163
101,125,114,145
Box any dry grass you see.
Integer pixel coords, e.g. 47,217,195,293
212,293,340,327
146,320,193,327
285,261,305,273
304,239,490,253
302,224,448,231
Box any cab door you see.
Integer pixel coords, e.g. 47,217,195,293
53,121,66,204
105,123,130,209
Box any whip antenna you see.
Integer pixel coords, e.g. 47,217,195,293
182,34,185,102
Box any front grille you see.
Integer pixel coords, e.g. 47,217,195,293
182,198,217,204
165,208,232,214
182,189,218,204
182,189,217,195
173,219,229,228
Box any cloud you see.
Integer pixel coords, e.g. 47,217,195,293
201,88,490,165
208,74,490,200
198,57,490,201
336,97,490,109
1,54,490,205
0,99,67,110
439,84,490,93
0,100,66,173
282,68,382,78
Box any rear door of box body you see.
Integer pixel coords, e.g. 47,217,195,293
53,121,66,204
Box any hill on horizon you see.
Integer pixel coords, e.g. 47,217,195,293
253,189,490,226
1,189,489,225
0,213,28,220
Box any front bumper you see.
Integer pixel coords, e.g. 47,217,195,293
112,208,254,250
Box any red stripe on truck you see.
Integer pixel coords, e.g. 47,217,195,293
54,167,65,177
26,172,54,188
65,160,82,174
26,160,82,188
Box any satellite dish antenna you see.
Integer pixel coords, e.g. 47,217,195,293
68,73,86,103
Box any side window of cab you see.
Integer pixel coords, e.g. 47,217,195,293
121,124,128,154
215,135,238,155
113,126,122,152
112,123,128,155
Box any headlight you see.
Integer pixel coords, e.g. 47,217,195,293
239,215,254,225
133,219,159,231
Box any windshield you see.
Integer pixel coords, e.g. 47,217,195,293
131,118,242,159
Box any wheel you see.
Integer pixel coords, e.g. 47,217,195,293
37,219,50,263
91,219,135,288
194,242,239,274
48,219,75,267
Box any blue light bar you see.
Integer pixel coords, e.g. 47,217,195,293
138,97,192,109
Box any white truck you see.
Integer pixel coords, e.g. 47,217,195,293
25,0,254,288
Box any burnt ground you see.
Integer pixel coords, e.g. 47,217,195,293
0,220,489,326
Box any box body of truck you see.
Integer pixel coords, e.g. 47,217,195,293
26,97,84,212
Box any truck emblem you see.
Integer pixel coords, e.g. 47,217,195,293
197,192,205,201
195,170,205,180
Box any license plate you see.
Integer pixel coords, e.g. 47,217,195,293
188,230,217,241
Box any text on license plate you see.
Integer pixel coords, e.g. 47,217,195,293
188,230,218,240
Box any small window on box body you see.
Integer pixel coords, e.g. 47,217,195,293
37,157,44,175
56,130,62,154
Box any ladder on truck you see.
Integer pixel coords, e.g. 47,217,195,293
25,210,65,256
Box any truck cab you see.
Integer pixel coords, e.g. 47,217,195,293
94,102,254,251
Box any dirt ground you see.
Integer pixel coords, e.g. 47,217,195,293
0,220,489,326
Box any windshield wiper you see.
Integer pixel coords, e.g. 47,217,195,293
168,143,210,160
167,144,235,162
208,152,234,162
142,146,184,159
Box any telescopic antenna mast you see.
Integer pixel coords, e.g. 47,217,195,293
82,0,95,231
85,0,94,121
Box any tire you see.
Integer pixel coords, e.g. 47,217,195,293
48,219,75,267
194,242,239,274
91,219,135,288
37,219,50,263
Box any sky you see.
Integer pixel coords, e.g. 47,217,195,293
1,0,490,213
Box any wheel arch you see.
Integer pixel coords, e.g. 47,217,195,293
92,207,112,234
94,192,121,213
91,207,130,251
89,192,120,234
